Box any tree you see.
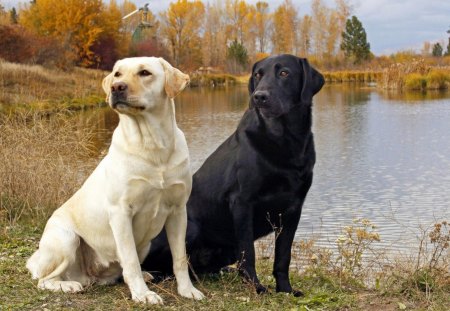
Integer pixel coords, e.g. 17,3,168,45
432,42,443,57
298,15,312,56
446,26,450,56
202,1,228,67
0,3,8,25
271,0,297,54
9,7,18,24
160,0,205,69
333,0,352,56
19,0,106,67
422,41,431,56
311,0,327,57
254,1,271,53
340,15,371,63
227,39,248,73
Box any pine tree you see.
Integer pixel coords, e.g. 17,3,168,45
446,26,450,56
10,7,18,24
340,15,370,63
227,39,249,74
432,42,443,57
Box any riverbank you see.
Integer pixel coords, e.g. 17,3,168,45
2,59,450,116
0,59,106,114
1,214,448,310
1,110,449,310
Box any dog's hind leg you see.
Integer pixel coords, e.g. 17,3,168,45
27,215,84,293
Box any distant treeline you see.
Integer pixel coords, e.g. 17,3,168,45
0,0,449,74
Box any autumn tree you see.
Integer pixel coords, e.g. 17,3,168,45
19,0,106,66
254,1,271,54
422,41,432,56
311,0,328,57
225,0,251,44
340,15,371,63
298,15,312,57
0,3,8,24
334,0,352,55
202,1,228,67
272,0,297,55
160,0,205,69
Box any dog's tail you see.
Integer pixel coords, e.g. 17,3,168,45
26,250,69,281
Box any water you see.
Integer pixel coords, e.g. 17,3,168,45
83,84,450,253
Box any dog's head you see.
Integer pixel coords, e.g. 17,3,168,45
102,57,189,114
248,54,324,118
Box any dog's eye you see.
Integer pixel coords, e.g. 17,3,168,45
255,72,262,79
139,70,152,77
114,72,121,77
280,71,289,77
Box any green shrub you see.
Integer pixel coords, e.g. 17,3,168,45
403,73,427,90
426,70,449,90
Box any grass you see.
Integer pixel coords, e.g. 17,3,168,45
323,71,383,83
0,111,98,226
0,111,449,310
379,59,450,90
0,59,106,113
1,218,448,310
189,73,239,87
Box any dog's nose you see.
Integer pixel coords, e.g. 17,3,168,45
111,82,128,93
253,90,269,105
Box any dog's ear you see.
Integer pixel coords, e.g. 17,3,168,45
298,58,325,103
248,58,264,94
159,58,190,99
102,72,113,102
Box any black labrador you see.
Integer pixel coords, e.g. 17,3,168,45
142,54,324,296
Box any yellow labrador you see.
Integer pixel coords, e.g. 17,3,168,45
26,57,204,304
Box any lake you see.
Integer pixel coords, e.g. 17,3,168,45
83,84,450,253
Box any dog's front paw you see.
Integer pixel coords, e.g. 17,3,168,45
290,289,304,297
255,283,268,294
178,286,205,300
132,290,163,304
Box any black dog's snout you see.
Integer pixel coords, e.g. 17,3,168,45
111,81,128,94
253,90,269,105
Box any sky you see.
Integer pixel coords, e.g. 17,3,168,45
2,0,449,55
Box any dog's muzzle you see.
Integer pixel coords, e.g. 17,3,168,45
111,82,128,108
252,90,270,108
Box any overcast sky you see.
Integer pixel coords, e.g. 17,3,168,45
2,0,449,55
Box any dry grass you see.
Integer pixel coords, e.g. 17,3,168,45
0,110,98,227
0,59,105,112
323,71,383,83
379,59,450,90
189,73,239,87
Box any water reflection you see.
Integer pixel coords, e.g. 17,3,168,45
81,85,450,253
306,85,450,253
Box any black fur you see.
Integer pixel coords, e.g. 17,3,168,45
142,54,324,296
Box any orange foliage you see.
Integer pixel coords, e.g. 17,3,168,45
19,0,124,68
0,24,69,68
255,52,270,61
161,0,205,69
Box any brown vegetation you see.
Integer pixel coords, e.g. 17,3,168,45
0,111,98,226
1,0,354,71
0,59,105,112
379,59,450,90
